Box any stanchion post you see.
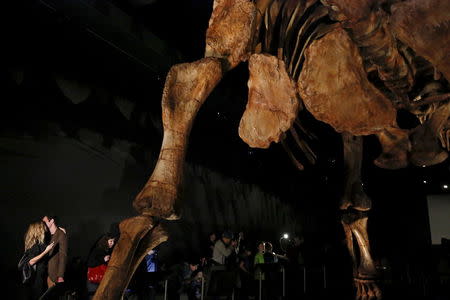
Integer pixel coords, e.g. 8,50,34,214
164,279,168,300
259,275,262,300
303,266,306,294
282,266,285,297
201,276,204,300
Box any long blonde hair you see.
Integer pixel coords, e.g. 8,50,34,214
24,221,47,251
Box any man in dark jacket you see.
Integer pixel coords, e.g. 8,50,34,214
42,215,68,288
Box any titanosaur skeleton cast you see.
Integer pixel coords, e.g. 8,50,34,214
93,0,450,299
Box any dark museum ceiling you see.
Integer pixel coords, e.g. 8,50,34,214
2,0,449,206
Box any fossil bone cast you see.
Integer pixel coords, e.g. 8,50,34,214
239,53,300,148
297,26,397,136
94,0,450,299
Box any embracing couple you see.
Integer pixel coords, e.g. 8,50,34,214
19,214,68,300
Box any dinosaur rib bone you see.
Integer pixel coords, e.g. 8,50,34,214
282,139,305,170
289,127,317,164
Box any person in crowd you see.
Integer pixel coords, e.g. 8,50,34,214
142,249,159,299
285,235,305,299
124,248,159,300
237,248,253,300
254,242,265,281
239,248,252,275
65,256,86,299
155,259,199,300
208,232,217,258
264,242,283,298
263,242,277,264
86,233,115,299
201,232,217,267
212,231,237,266
42,215,67,288
286,235,304,265
20,220,55,300
180,259,203,300
253,242,266,299
206,231,238,299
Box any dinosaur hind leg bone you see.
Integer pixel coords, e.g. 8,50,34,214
341,133,381,300
340,134,371,211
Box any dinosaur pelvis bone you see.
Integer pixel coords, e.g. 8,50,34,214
239,53,300,148
298,26,396,136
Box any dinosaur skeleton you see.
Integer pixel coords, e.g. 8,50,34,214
93,0,450,299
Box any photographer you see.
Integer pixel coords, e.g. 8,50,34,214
212,231,237,266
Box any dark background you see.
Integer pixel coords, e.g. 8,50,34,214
1,0,449,298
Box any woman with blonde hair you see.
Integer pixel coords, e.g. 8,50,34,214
20,220,54,300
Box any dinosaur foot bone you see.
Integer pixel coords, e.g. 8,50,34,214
354,278,383,300
93,215,168,300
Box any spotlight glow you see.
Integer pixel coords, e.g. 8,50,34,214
283,233,289,239
443,184,448,189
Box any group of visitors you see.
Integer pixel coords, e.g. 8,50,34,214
19,218,305,300
203,230,294,299
102,229,296,299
